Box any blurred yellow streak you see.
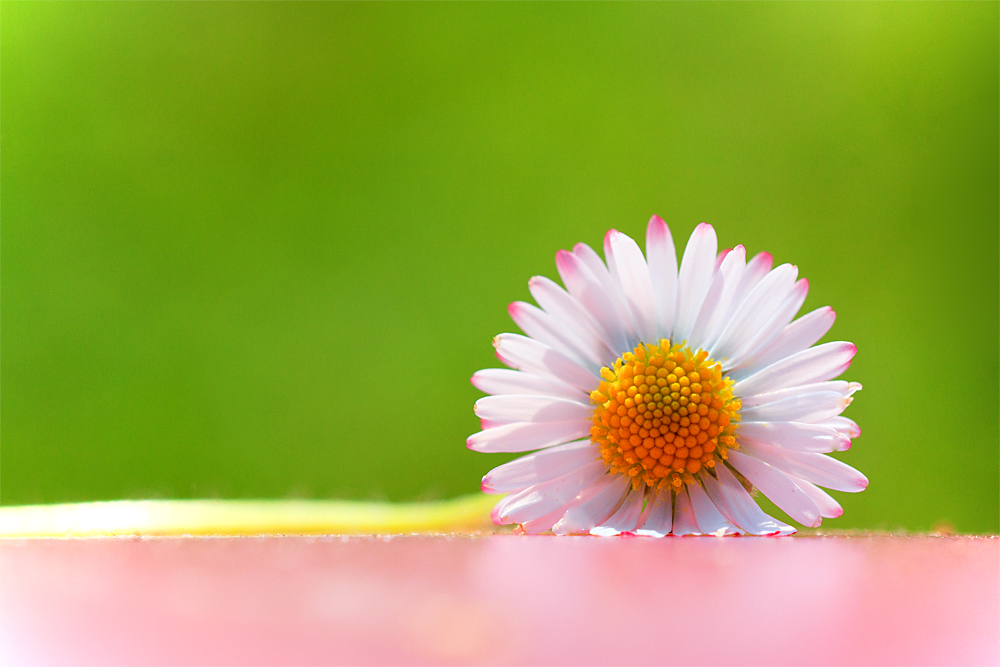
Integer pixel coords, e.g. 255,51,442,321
0,495,499,537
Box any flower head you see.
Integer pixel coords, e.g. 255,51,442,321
469,218,866,536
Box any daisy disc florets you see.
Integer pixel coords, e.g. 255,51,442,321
469,218,867,536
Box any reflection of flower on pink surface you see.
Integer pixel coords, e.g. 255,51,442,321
470,218,868,535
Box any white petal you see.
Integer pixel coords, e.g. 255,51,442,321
475,394,594,423
477,419,514,430
508,302,604,370
740,381,863,408
493,333,600,392
552,474,630,535
710,263,797,362
591,483,646,536
634,489,673,537
671,488,701,535
574,242,639,346
494,459,608,524
814,416,862,439
733,341,857,397
528,276,617,363
471,369,587,401
516,503,576,534
688,481,742,535
555,249,631,354
645,216,678,341
481,440,598,493
728,450,822,527
730,306,836,379
673,223,718,342
789,475,843,519
715,248,731,270
604,230,657,344
723,277,809,370
711,250,774,343
513,475,613,534
704,464,796,536
739,392,853,424
738,421,851,453
689,245,746,350
467,419,590,453
738,440,869,492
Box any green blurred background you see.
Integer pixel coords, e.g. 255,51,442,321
3,2,997,533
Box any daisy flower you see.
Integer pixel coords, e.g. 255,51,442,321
469,218,866,536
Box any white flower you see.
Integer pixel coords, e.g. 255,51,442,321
469,218,866,536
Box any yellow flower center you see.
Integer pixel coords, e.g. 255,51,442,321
589,340,741,491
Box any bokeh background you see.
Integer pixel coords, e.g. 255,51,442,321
3,2,997,533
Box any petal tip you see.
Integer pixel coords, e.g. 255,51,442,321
491,505,506,525
469,371,487,390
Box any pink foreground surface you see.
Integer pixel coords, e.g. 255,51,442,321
2,535,998,666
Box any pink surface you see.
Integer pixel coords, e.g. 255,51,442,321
2,535,997,666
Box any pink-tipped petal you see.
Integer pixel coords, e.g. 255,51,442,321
739,440,869,492
739,391,853,424
689,245,746,349
738,421,846,453
467,420,590,453
674,223,718,342
789,475,844,519
710,264,798,362
471,368,586,401
739,381,862,409
555,250,631,354
733,341,857,397
481,440,598,494
508,301,605,370
528,276,616,363
713,250,774,337
815,416,862,439
493,333,599,392
715,248,732,270
730,306,837,379
604,230,657,344
474,394,594,423
575,242,639,346
645,216,678,340
723,277,809,370
494,459,608,525
728,450,823,528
